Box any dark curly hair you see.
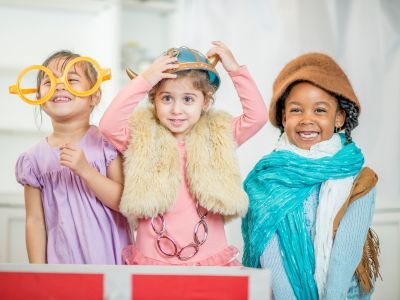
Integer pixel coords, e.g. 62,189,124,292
275,81,359,143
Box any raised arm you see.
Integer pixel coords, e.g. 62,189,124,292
206,41,268,147
230,67,268,146
99,55,179,153
99,76,152,153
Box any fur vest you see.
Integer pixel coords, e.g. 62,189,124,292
120,107,249,223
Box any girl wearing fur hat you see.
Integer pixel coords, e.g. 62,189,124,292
100,41,267,265
242,53,379,299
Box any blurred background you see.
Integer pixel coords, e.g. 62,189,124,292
0,0,398,298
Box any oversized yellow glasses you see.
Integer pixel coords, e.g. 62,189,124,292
8,57,111,105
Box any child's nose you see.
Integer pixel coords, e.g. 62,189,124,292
171,101,182,114
300,112,315,125
300,119,314,126
55,83,66,91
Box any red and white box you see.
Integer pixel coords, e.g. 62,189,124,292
0,264,271,299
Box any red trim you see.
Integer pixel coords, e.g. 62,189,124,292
132,274,248,300
0,272,103,300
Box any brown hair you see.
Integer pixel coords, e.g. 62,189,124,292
148,69,216,105
36,50,100,98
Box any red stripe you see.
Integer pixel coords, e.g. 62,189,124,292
132,274,248,300
0,272,103,300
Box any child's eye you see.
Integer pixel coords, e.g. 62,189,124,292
183,96,194,103
315,108,327,113
161,95,172,102
41,78,51,86
68,78,80,84
289,108,301,113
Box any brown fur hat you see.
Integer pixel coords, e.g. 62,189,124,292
269,52,360,128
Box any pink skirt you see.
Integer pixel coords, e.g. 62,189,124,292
122,245,241,266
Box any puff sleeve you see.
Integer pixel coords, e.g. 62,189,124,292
103,138,118,167
15,153,41,188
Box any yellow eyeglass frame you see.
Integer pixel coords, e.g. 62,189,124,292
9,56,111,105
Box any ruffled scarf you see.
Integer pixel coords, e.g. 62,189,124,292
241,133,364,299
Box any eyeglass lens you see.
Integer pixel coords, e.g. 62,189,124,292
19,60,100,103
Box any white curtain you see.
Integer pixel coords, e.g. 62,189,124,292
174,0,400,208
174,0,400,296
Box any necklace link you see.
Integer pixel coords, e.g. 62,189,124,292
151,202,209,261
156,235,177,257
194,219,208,245
151,214,166,234
196,201,208,219
177,243,199,260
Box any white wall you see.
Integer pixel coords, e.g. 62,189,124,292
0,3,123,131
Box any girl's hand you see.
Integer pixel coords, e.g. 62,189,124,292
206,41,240,73
59,143,92,178
141,55,179,86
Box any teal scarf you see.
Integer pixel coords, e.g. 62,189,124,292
241,134,364,299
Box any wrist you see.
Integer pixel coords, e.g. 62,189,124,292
141,71,159,87
228,65,246,77
76,163,94,179
226,63,240,73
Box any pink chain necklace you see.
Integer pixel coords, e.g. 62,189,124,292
151,202,209,261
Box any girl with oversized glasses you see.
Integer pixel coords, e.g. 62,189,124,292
13,50,132,264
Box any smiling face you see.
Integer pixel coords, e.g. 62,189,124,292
282,82,345,150
39,57,100,122
154,76,209,140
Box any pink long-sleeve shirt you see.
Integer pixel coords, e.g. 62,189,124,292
100,66,267,265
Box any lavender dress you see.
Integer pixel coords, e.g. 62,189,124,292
16,126,131,264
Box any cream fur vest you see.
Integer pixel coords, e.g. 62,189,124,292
120,108,249,222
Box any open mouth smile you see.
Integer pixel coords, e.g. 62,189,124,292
51,96,72,103
169,119,186,126
297,131,319,140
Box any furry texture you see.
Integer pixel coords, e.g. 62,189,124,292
120,107,248,223
269,52,360,127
